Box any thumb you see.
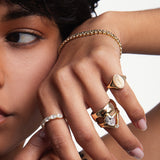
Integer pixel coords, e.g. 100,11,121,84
14,129,49,160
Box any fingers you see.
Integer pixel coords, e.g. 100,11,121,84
52,67,117,160
71,59,144,158
105,116,144,159
38,45,146,160
71,58,110,112
38,81,81,160
111,82,147,130
14,130,49,160
92,49,147,131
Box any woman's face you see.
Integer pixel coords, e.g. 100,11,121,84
0,3,61,156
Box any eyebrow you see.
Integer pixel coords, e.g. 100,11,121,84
2,9,35,22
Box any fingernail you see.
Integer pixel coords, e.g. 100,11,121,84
128,148,144,159
39,130,46,138
137,119,147,131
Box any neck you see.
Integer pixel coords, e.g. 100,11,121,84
0,141,24,160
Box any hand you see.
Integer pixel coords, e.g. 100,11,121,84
14,130,60,160
38,12,146,160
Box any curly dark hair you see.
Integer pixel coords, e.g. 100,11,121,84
3,0,100,39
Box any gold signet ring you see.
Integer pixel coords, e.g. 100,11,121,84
107,74,126,89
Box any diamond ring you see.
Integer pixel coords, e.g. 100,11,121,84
41,114,63,128
91,99,119,128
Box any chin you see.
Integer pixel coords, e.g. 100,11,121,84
0,133,24,158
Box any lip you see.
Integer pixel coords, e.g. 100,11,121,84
0,114,7,124
0,108,10,116
0,107,12,124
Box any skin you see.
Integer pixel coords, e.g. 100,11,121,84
36,10,146,160
0,3,61,160
80,103,160,160
1,1,160,160
32,8,160,160
71,9,160,160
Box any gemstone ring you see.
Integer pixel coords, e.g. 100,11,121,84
41,113,63,128
91,99,119,128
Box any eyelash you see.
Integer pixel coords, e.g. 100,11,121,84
5,29,43,47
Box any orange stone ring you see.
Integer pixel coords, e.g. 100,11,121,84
107,74,126,89
91,99,119,128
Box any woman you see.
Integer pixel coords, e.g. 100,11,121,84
0,0,99,159
0,0,159,160
1,0,127,160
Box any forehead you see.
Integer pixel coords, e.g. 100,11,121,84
0,2,57,28
0,2,35,21
0,2,58,35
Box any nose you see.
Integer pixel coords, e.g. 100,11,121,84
0,70,4,87
0,65,4,87
0,48,5,87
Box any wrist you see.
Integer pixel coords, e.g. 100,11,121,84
100,11,129,53
70,11,129,55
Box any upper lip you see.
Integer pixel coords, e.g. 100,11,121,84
0,107,11,117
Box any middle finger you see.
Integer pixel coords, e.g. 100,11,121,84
53,66,117,160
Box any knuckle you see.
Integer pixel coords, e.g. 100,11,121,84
90,46,117,68
71,58,89,74
90,46,107,62
52,67,71,86
130,108,145,120
52,135,68,150
120,87,130,99
115,87,130,102
122,137,139,151
76,128,94,145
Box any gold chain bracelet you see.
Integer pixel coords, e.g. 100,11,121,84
58,29,122,57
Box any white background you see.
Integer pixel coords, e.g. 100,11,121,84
75,0,160,151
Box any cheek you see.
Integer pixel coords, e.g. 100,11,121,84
5,42,58,120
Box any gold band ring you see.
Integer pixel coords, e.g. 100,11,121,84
107,74,126,89
91,99,119,128
41,114,63,128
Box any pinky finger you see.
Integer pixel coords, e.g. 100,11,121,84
14,129,51,160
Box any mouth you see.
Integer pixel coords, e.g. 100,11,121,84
0,108,13,124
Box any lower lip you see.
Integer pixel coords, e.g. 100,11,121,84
0,115,7,124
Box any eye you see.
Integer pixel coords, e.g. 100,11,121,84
5,31,42,46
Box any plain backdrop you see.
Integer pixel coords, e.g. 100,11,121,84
75,0,160,151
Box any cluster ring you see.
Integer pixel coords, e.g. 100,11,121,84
91,99,119,128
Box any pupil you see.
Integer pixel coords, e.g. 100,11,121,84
7,33,20,42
